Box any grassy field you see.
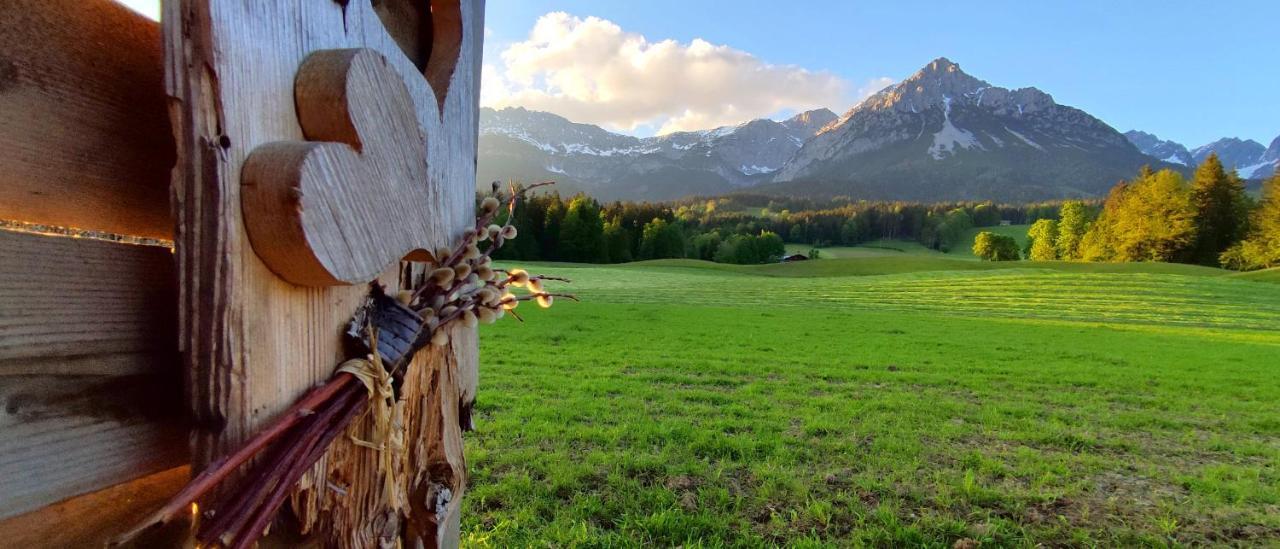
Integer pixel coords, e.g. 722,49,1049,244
783,244,906,259
464,258,1280,546
786,224,1032,261
1231,267,1280,284
945,225,1032,259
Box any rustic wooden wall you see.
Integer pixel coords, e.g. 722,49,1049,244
0,0,185,542
0,1,486,545
0,0,174,239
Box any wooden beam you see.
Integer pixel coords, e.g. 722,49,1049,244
165,1,483,545
0,466,191,548
0,230,177,370
0,230,184,519
0,0,174,239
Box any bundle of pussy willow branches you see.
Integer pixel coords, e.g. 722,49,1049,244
114,182,573,549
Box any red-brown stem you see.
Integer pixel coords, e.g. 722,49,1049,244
228,392,369,549
110,373,358,546
197,417,310,540
200,383,361,544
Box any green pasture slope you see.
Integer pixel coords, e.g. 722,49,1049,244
786,224,1032,261
465,258,1280,546
946,225,1032,258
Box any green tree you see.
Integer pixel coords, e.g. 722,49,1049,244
1056,201,1090,260
1189,153,1250,265
712,231,784,264
756,231,785,262
936,208,974,252
713,234,757,264
540,195,566,260
1026,219,1060,261
1079,185,1126,261
840,214,871,245
1221,174,1280,270
973,231,1020,261
971,203,1001,226
558,195,607,262
603,220,632,263
638,218,686,259
788,223,805,243
690,231,722,261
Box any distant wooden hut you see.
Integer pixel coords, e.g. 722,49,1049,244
782,254,810,262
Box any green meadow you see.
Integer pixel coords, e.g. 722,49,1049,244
464,257,1280,547
784,224,1031,261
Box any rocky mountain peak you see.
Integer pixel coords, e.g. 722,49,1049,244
773,57,1162,199
782,108,838,136
917,57,964,77
1260,135,1280,163
852,57,1053,116
1124,130,1193,166
1190,137,1266,171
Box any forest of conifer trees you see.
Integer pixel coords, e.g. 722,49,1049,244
489,153,1278,269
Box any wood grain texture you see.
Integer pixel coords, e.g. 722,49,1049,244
0,230,177,370
0,466,191,548
165,1,483,546
0,0,174,239
242,48,436,286
0,230,184,519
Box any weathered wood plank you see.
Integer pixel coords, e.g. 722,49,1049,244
0,230,177,369
0,0,174,239
0,230,184,519
0,375,186,519
0,466,190,548
165,1,483,546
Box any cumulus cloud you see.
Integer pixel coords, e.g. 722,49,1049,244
483,12,864,134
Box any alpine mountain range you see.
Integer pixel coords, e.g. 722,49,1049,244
479,58,1278,202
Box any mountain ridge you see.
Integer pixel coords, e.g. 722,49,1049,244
1124,130,1193,166
770,58,1180,200
477,57,1276,201
477,106,837,201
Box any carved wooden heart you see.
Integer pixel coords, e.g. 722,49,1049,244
241,47,435,287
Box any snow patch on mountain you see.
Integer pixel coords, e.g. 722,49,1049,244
1238,161,1274,179
740,164,779,175
1005,127,1044,151
928,96,981,159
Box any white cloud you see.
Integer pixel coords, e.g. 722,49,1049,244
482,12,859,134
112,0,160,21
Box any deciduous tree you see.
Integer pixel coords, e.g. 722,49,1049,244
1056,200,1091,260
973,231,1020,261
639,218,686,259
558,195,607,262
1026,219,1060,261
1221,174,1280,270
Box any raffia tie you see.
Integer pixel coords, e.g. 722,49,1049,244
336,336,408,514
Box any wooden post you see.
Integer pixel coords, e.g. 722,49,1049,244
164,1,483,546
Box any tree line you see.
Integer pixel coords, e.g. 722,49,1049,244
492,188,1067,265
1018,154,1279,270
491,154,1277,270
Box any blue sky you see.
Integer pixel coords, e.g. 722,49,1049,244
113,0,1277,147
484,0,1279,147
